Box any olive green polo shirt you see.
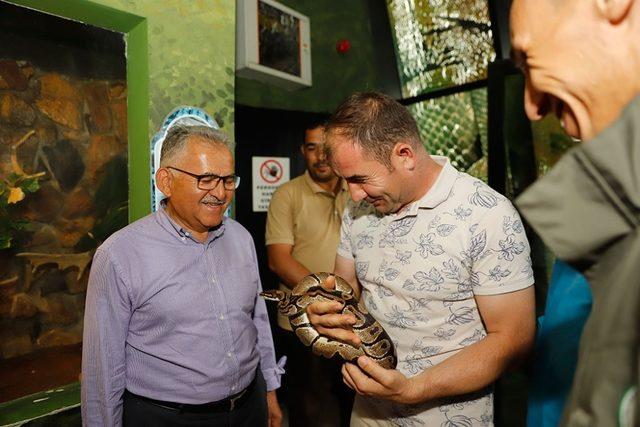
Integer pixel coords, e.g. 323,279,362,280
265,171,350,330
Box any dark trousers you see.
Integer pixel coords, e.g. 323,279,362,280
278,329,354,427
122,373,268,427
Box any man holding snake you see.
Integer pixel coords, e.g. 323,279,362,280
308,92,536,426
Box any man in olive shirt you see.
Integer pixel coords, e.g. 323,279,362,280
266,122,352,426
511,0,640,424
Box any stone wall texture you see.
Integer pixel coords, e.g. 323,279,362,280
0,59,127,359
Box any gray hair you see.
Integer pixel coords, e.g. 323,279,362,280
160,125,231,167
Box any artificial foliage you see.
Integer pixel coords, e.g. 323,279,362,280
0,172,42,249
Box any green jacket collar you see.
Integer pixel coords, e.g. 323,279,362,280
517,96,640,269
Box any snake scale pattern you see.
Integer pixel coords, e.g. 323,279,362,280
261,272,397,369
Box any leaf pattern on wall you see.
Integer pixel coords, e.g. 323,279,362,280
107,0,236,139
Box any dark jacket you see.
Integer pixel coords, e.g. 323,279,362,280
517,97,640,427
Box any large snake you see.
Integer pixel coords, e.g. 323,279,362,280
261,272,397,369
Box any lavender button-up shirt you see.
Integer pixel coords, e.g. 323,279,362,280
81,208,283,426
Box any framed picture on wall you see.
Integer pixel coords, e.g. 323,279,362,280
236,0,312,90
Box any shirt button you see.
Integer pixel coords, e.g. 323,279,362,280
227,352,232,358
211,277,216,284
230,385,236,391
219,314,225,320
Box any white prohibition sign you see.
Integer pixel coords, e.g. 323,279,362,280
260,159,284,184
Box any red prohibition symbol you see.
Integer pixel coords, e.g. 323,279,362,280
260,159,284,184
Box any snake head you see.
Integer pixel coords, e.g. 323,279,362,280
260,290,287,302
260,290,297,316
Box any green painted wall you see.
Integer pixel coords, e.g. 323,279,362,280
235,0,401,113
104,0,236,219
91,0,236,135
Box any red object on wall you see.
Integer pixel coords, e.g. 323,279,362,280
336,39,350,54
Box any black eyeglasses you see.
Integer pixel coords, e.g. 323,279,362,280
167,166,240,190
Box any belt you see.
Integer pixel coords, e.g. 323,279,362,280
124,374,257,413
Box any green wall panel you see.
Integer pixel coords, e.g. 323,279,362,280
93,0,237,136
235,0,401,113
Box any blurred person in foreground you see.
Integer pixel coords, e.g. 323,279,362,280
511,0,640,424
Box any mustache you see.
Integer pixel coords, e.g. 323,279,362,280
313,162,330,169
201,196,225,205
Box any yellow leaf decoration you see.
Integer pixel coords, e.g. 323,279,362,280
7,187,25,204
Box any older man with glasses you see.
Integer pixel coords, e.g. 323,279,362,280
81,110,284,427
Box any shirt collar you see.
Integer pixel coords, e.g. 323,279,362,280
303,170,348,196
156,200,225,245
393,156,457,218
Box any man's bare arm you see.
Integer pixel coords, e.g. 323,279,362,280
341,286,536,404
267,244,311,289
416,287,536,399
266,390,282,427
334,254,361,297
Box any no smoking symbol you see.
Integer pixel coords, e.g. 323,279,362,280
260,159,283,184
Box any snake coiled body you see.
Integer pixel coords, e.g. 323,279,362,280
261,272,397,369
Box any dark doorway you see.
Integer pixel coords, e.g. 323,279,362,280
234,105,329,293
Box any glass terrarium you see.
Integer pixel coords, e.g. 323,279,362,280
0,1,127,404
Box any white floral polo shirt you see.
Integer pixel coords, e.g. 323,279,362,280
338,156,534,426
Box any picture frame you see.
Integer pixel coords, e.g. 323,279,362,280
236,0,312,90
